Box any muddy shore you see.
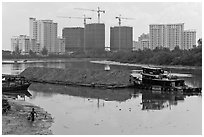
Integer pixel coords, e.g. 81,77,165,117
2,96,53,135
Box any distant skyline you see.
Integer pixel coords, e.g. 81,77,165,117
2,2,202,50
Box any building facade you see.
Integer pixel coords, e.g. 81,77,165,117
183,30,196,50
29,17,58,54
166,23,184,50
56,37,66,54
11,35,30,54
110,26,133,52
11,36,19,52
149,24,166,50
133,41,141,51
29,39,40,53
85,23,105,52
149,23,184,50
62,27,84,52
141,39,150,49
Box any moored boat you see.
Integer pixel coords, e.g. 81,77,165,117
2,74,31,92
130,66,199,93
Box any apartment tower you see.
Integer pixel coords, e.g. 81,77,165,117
29,17,58,53
183,30,196,50
85,23,105,52
110,26,133,51
62,27,84,52
149,23,184,50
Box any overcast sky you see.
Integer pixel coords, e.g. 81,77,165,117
2,2,202,50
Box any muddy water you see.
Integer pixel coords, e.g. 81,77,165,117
2,59,202,135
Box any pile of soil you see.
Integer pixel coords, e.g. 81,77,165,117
20,67,132,88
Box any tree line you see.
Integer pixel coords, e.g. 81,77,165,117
2,38,202,66
109,45,202,66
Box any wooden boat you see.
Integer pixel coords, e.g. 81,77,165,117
2,74,31,92
130,66,201,93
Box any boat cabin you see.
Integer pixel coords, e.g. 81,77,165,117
142,67,164,75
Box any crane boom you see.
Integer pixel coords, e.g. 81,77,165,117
115,14,134,26
57,15,91,26
75,7,105,23
74,8,96,12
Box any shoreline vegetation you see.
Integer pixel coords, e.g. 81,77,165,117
2,95,53,135
2,45,202,67
108,46,202,67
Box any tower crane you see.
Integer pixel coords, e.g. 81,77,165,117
75,7,105,23
57,15,92,26
115,14,134,26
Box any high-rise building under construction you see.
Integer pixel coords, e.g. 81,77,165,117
84,23,105,52
62,27,84,52
110,26,133,52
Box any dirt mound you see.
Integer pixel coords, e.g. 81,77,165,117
20,67,132,87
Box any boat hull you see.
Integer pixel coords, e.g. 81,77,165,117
2,83,31,92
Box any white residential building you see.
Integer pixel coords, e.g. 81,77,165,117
166,23,184,50
29,17,58,54
149,23,184,50
183,30,196,50
149,24,166,50
11,35,30,54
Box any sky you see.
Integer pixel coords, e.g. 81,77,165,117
2,2,202,50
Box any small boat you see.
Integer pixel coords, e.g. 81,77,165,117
2,74,31,92
130,66,198,93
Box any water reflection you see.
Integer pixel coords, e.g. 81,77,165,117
25,83,202,135
28,83,201,112
141,91,184,110
28,83,135,102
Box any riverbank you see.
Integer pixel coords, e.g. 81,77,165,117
2,96,53,135
2,58,102,64
91,60,202,70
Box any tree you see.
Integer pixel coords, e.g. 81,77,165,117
13,46,21,55
173,46,180,51
41,47,48,55
29,50,36,56
197,38,202,47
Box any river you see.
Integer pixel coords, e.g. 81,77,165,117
2,59,202,135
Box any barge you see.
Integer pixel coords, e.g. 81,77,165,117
130,66,201,93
